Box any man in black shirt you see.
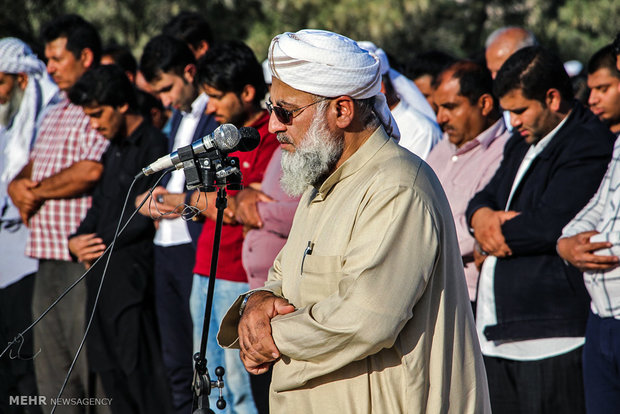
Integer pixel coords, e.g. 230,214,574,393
68,64,172,413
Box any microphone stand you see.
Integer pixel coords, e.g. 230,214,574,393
192,186,227,414
188,153,242,413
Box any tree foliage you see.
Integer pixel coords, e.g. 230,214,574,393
0,0,617,66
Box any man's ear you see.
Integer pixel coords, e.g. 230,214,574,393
545,88,562,112
118,103,129,115
478,93,495,117
332,96,355,129
79,48,95,69
240,84,256,104
189,40,209,58
183,64,197,84
16,73,28,91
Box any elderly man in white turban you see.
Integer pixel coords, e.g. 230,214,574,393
217,29,490,413
0,37,60,411
358,41,442,159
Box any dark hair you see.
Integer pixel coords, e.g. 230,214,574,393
41,14,101,64
139,34,196,82
163,11,213,51
135,89,163,117
102,44,137,77
404,50,457,82
195,40,266,106
446,61,496,109
588,44,620,79
68,64,137,111
493,46,573,103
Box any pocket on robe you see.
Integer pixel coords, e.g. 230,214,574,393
299,254,343,306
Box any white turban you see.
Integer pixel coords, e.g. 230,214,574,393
357,40,437,122
268,29,400,139
0,37,60,182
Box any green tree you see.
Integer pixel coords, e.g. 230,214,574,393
0,0,617,69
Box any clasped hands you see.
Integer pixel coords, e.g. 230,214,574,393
134,184,273,229
237,291,295,374
470,207,520,258
7,177,42,225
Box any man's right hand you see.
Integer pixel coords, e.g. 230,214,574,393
7,177,41,223
68,233,106,269
557,231,619,272
238,291,295,375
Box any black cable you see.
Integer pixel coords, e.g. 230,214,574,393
0,169,168,364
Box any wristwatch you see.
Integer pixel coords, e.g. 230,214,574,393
239,291,256,316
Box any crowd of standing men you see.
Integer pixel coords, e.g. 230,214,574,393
0,8,620,414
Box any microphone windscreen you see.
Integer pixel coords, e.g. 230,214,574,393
215,124,241,150
236,127,261,152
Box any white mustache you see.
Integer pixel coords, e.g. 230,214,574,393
277,133,293,145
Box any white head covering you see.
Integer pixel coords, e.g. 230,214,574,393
262,58,273,85
0,37,60,183
0,38,47,75
564,60,583,78
268,29,400,139
357,40,437,122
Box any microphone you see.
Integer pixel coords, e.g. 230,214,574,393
141,124,259,176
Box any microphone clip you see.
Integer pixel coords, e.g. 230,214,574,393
182,147,242,192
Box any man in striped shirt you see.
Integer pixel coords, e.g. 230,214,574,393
556,33,620,414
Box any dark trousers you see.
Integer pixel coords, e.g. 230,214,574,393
33,260,89,414
583,311,620,414
0,273,42,414
484,346,586,414
154,244,195,414
249,368,271,414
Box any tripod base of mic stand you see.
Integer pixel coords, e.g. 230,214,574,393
193,362,226,413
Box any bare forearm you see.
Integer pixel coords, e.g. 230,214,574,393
32,160,103,199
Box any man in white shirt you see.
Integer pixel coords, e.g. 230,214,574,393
358,41,442,159
0,36,60,414
137,34,218,414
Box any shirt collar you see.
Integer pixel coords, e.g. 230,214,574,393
183,92,208,118
313,127,389,201
530,109,571,154
452,118,506,155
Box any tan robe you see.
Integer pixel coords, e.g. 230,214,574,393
219,127,490,413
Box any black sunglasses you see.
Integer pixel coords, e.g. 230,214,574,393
266,98,330,124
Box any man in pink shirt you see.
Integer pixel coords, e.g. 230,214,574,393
426,61,509,307
190,40,279,414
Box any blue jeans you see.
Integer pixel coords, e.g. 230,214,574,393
583,311,620,414
190,274,257,414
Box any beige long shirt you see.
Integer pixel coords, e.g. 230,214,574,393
218,127,490,413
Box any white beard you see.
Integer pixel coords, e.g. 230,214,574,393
279,105,343,197
0,84,24,127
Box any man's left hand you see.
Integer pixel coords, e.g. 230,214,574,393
238,291,295,374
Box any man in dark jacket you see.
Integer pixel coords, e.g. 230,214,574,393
466,46,616,414
68,64,172,413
